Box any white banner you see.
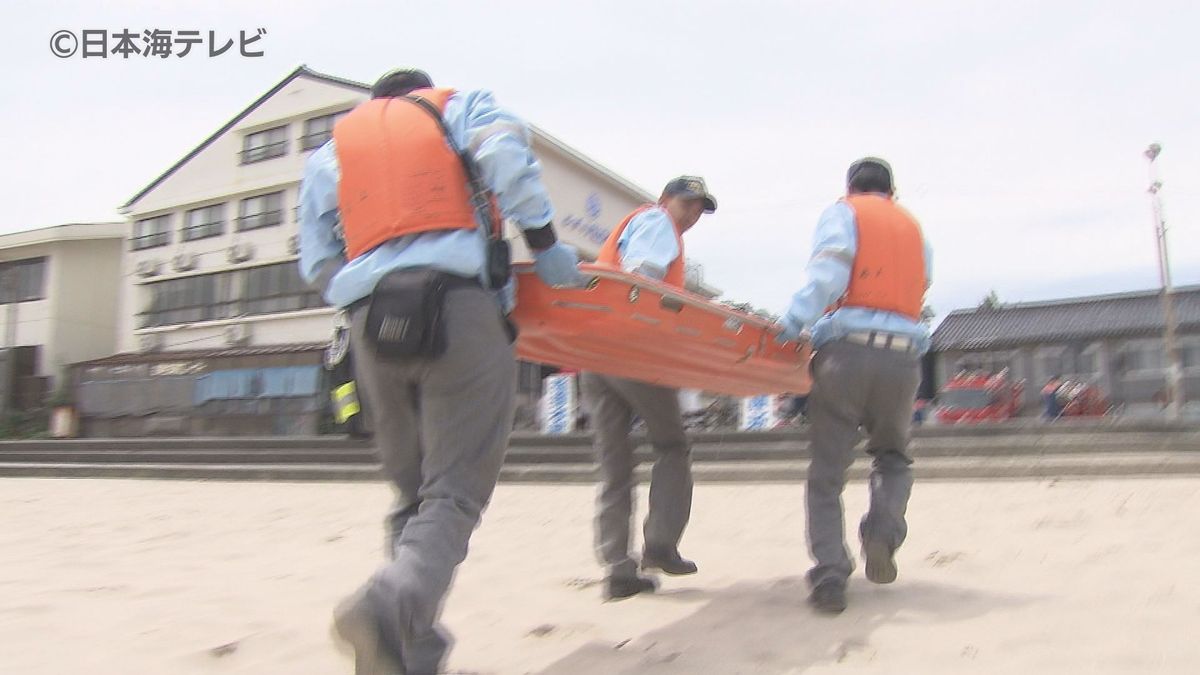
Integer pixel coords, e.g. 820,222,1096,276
678,388,705,413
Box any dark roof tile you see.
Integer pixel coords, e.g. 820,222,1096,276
931,285,1200,351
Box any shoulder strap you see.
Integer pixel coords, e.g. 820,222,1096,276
400,95,500,241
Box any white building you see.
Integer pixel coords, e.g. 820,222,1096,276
117,65,661,356
79,65,709,436
0,223,124,409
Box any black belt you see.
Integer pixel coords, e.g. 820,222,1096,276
345,272,482,314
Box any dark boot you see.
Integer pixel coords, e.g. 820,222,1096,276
641,548,698,576
604,575,658,601
808,579,847,615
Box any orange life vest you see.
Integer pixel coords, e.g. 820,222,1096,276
595,205,687,287
834,194,926,320
333,88,492,260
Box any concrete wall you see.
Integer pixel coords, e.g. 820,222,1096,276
47,239,123,384
934,331,1200,411
137,307,336,351
522,137,647,261
0,243,54,362
0,237,122,387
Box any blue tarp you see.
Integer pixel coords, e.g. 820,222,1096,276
261,365,322,397
194,366,321,404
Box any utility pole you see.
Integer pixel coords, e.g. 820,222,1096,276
1144,143,1185,420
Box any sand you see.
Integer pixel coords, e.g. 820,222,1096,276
1,477,1198,674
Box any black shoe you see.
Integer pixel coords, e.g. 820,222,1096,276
863,539,898,584
641,549,698,576
604,575,658,601
808,580,847,615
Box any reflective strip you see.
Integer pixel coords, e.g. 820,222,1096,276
331,382,360,423
334,400,361,424
467,120,527,154
846,331,915,352
332,381,357,402
814,248,855,265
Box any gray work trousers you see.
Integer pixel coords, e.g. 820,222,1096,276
580,373,693,579
349,285,516,674
805,339,921,588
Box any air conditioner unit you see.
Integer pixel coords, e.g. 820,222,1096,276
227,242,254,264
286,234,300,255
172,253,198,272
135,260,164,277
137,333,164,352
223,323,252,346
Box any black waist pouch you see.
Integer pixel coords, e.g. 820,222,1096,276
365,269,451,360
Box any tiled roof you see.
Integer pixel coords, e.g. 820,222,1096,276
72,343,326,367
931,285,1200,352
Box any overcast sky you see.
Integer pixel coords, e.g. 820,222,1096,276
3,0,1197,322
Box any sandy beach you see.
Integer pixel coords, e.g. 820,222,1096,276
2,477,1198,674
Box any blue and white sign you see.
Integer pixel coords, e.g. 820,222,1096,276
740,395,779,431
561,193,610,246
540,373,578,434
585,192,602,219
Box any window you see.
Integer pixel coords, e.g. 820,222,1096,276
244,263,315,314
301,111,347,151
1123,347,1146,371
1041,356,1065,377
0,258,47,304
1145,345,1165,371
139,261,324,328
1181,343,1200,369
240,125,288,164
937,388,994,410
1077,351,1098,374
183,204,225,241
131,215,171,250
955,351,1012,375
236,192,284,231
1123,343,1164,372
1037,346,1068,378
984,354,1011,374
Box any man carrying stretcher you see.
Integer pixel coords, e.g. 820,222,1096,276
580,176,717,600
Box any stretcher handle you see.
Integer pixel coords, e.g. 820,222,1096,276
659,296,685,313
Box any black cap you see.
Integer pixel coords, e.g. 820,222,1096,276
846,157,894,194
662,176,717,213
371,68,433,99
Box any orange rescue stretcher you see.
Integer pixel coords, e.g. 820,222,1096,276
511,263,812,396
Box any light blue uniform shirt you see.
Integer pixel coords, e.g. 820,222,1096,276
615,206,679,280
298,90,554,308
782,194,934,353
